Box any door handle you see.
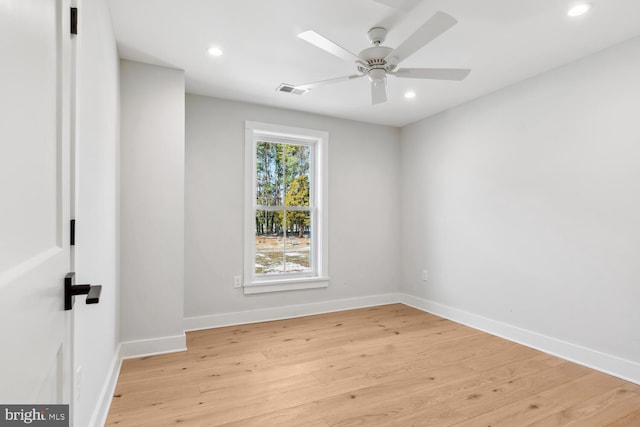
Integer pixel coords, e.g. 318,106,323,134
64,272,102,310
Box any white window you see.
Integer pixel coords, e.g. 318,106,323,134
243,121,329,294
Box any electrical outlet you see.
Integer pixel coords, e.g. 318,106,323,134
233,275,242,288
422,270,428,281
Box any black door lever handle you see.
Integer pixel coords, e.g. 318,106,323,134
86,285,101,304
64,272,102,310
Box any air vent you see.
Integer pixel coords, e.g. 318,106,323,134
276,83,308,95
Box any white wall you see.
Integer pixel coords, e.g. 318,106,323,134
185,95,400,319
400,37,640,377
119,61,185,344
73,0,119,425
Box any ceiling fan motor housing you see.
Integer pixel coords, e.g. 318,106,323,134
357,45,395,77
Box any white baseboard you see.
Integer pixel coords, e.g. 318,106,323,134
89,335,186,427
93,293,639,427
119,333,187,360
184,293,401,331
89,344,122,427
400,293,640,385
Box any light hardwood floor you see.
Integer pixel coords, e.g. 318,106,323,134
106,304,640,426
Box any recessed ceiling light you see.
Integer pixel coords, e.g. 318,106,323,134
404,90,416,99
567,3,591,17
207,46,223,57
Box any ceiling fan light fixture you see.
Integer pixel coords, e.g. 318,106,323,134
567,3,591,17
368,68,387,82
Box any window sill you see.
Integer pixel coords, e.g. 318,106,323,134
243,277,330,294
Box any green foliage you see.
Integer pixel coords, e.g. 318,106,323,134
255,141,283,206
285,175,310,237
255,141,311,237
285,175,309,206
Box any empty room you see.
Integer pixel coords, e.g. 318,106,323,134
1,0,639,426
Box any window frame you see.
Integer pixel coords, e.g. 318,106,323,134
243,121,329,294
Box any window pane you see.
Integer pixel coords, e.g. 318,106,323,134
253,141,314,276
255,208,312,276
285,211,311,274
255,209,285,274
256,141,283,206
284,145,311,207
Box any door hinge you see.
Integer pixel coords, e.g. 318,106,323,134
70,219,76,246
70,7,78,35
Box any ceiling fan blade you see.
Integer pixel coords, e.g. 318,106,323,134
385,11,457,66
375,0,422,31
371,79,387,104
392,68,471,81
295,74,364,91
297,30,360,63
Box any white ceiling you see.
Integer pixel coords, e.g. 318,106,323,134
108,0,640,127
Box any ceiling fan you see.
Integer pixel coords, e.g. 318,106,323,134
280,2,471,105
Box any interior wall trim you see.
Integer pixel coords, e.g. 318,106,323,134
119,333,187,360
97,292,640,423
184,293,401,332
89,344,122,427
400,293,640,386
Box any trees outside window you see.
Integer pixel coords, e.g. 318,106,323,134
254,141,312,275
244,122,329,294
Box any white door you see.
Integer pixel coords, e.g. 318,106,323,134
0,0,74,404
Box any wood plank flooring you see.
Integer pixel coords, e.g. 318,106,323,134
106,304,640,426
